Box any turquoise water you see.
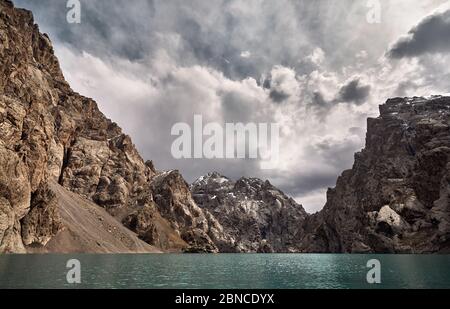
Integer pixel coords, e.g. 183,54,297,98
0,254,449,289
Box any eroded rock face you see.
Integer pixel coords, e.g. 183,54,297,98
299,96,450,253
191,172,308,252
123,204,159,244
0,0,213,253
0,142,30,253
21,182,62,247
150,171,219,252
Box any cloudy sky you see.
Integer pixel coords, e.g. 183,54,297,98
15,0,450,212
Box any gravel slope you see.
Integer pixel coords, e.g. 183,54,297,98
27,182,161,253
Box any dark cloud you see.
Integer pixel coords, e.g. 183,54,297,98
15,0,386,82
307,91,332,120
312,91,329,107
14,0,278,80
262,76,290,103
15,0,157,60
309,78,370,118
336,78,371,105
221,91,259,123
269,90,291,103
388,9,450,58
270,134,363,199
348,127,365,138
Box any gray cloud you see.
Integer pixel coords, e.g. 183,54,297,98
308,78,371,118
312,91,329,108
269,89,290,103
388,9,450,58
336,78,371,105
15,0,397,81
394,80,420,97
272,134,363,197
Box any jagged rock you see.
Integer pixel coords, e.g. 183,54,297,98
191,172,308,252
0,142,30,253
257,240,274,253
123,204,160,245
351,240,372,253
375,205,410,236
431,162,450,236
0,0,212,253
151,170,219,252
299,96,450,253
21,183,62,247
122,201,188,251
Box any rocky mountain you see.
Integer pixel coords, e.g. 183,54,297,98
298,96,450,253
0,0,216,253
191,172,308,252
0,0,449,254
189,97,450,254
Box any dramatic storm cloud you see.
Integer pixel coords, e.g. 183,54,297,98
336,77,371,105
388,7,450,58
14,0,450,212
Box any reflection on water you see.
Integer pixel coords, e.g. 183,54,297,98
0,254,449,289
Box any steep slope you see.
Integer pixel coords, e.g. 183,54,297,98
28,181,160,253
0,0,216,253
299,96,450,253
191,172,308,252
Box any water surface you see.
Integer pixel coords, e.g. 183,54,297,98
0,254,449,289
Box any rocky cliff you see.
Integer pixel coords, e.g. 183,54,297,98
0,0,216,253
298,96,450,253
188,98,450,254
191,172,307,252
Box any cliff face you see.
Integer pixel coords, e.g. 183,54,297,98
0,0,216,253
191,172,308,252
299,96,450,253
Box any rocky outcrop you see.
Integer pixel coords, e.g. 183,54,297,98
21,183,62,247
123,170,218,252
191,172,308,252
0,0,215,253
299,96,450,253
149,171,219,252
0,141,31,253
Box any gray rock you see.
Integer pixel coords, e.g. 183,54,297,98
299,96,450,253
191,172,308,252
